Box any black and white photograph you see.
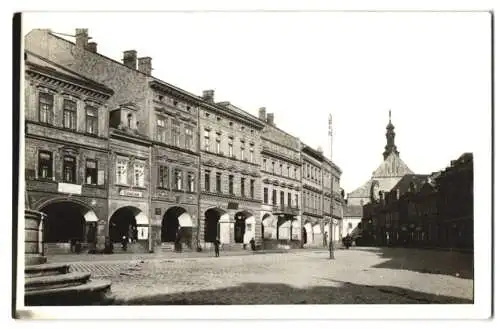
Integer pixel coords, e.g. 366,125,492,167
11,4,493,321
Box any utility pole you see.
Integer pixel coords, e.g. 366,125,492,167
328,114,334,260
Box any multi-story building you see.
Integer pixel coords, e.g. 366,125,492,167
198,91,264,249
435,153,473,249
322,158,343,243
107,103,152,253
25,29,201,252
301,145,326,247
360,153,473,251
258,108,302,249
24,50,114,253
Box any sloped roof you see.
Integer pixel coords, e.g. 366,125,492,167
372,152,413,178
25,50,114,95
347,179,372,198
391,174,429,194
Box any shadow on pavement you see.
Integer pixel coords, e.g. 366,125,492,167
355,247,474,280
112,280,472,305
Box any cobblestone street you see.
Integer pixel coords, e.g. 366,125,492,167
58,247,473,305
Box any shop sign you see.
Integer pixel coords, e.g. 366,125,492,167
119,189,143,198
228,202,239,210
58,182,82,195
137,226,148,240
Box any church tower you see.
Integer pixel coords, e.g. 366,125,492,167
383,110,399,160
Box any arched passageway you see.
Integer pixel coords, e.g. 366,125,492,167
161,207,193,248
40,201,89,243
262,213,277,240
234,211,254,244
303,222,313,246
39,200,99,254
109,206,146,243
204,208,228,243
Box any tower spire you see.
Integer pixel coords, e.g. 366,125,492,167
383,109,399,160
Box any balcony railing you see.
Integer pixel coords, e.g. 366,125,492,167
272,204,300,215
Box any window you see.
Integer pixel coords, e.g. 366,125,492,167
280,191,285,206
85,159,98,185
85,106,98,135
262,158,267,171
216,172,222,192
288,192,292,206
38,93,53,124
271,161,275,173
250,179,255,199
171,120,180,147
249,144,254,163
229,121,233,127
62,156,76,183
188,173,195,192
127,113,133,128
204,170,211,191
116,158,128,185
229,175,234,195
240,141,245,160
38,151,53,179
174,169,183,190
158,166,169,188
263,187,268,204
216,132,221,154
272,190,277,205
204,129,210,151
279,163,283,175
240,177,245,197
63,99,77,130
134,162,145,187
156,117,168,143
185,126,193,149
228,137,234,157
295,194,299,208
287,166,291,177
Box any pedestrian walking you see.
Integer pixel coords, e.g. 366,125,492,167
250,238,256,251
213,239,220,257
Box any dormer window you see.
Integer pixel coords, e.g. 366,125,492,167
127,113,133,129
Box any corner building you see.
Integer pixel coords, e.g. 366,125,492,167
258,108,302,249
198,91,264,249
24,50,114,253
25,29,201,253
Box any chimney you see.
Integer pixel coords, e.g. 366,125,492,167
266,113,275,125
86,42,97,53
123,50,138,70
258,107,267,121
138,57,152,75
202,90,215,102
75,28,89,49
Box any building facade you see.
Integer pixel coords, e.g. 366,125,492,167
25,28,201,252
24,27,345,254
301,145,326,247
360,153,473,250
198,91,264,249
24,50,114,253
258,108,302,249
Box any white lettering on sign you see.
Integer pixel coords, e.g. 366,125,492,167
119,189,143,198
58,183,82,195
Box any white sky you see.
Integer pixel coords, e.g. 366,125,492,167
22,11,491,193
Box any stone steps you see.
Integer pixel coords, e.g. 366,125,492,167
25,263,70,278
24,279,113,306
25,272,92,291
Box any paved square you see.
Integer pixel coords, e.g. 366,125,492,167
73,247,473,304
